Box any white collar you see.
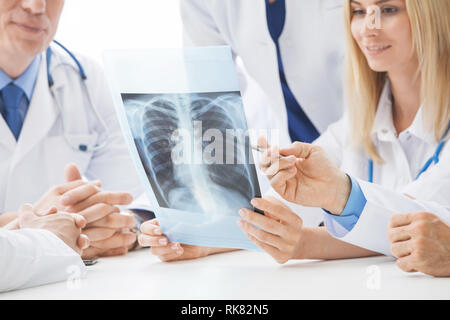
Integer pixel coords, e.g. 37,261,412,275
371,80,436,146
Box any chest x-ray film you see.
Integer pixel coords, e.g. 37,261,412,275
104,47,262,250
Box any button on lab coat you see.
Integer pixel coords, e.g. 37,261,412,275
0,45,142,213
0,228,85,292
276,81,450,254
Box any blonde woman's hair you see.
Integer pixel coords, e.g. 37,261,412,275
344,0,450,163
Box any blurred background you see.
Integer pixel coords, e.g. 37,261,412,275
55,0,183,63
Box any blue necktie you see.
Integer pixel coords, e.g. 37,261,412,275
1,83,25,140
265,0,320,143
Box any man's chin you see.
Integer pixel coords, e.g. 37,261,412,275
12,38,48,57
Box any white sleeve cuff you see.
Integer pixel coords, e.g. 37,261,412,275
264,188,324,227
324,179,450,256
0,229,86,292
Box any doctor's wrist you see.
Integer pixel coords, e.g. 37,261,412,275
325,172,352,216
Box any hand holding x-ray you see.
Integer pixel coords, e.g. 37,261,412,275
138,218,225,262
104,47,263,250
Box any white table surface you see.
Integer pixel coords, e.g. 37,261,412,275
1,249,449,300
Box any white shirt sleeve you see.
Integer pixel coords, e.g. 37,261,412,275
263,188,324,227
0,228,86,293
285,115,450,256
324,179,450,256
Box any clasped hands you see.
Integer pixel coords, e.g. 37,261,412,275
9,164,137,259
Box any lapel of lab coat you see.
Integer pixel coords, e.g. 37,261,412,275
0,113,16,151
12,52,62,165
236,0,290,145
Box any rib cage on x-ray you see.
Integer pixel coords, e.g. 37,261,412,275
124,92,259,216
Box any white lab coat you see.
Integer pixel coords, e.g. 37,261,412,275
275,81,450,255
0,44,142,213
180,0,346,148
0,228,85,292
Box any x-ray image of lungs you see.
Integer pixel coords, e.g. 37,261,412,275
122,92,261,220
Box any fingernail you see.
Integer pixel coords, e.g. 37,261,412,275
251,199,259,207
171,243,178,250
93,180,102,187
238,209,248,218
159,238,167,245
176,249,183,255
237,220,244,228
81,234,90,249
154,228,162,235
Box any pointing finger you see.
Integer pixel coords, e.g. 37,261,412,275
263,156,296,177
68,191,133,213
280,142,318,159
60,183,101,207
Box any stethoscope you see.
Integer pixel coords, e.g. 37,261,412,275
368,125,450,183
45,40,110,152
